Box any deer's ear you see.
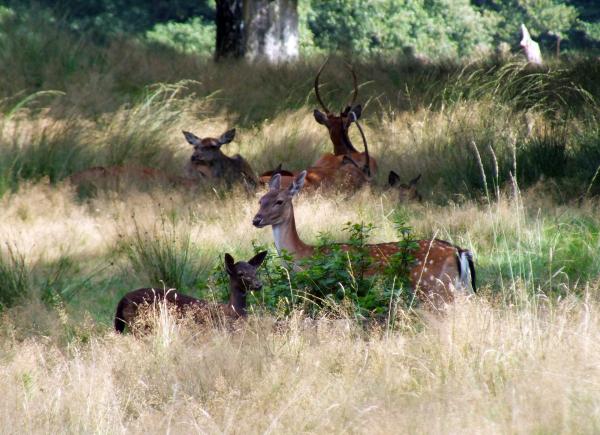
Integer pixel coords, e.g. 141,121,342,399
269,173,281,191
409,173,422,186
248,251,268,268
183,131,201,146
388,170,401,187
348,104,362,122
218,129,236,145
313,110,329,126
224,253,236,275
288,170,306,196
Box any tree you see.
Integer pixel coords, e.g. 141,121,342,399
215,0,245,59
244,0,299,62
483,0,579,56
215,0,299,62
307,0,496,58
520,0,579,56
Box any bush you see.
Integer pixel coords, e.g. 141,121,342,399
209,216,420,319
144,18,214,56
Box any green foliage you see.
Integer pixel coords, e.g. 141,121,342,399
0,244,29,309
144,17,215,55
211,218,420,319
522,0,579,40
307,0,496,58
14,0,215,40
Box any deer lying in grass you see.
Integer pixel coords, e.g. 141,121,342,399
183,128,258,189
258,154,370,191
252,172,475,309
114,251,267,333
389,171,423,203
69,128,258,193
312,60,378,177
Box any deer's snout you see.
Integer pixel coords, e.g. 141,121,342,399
252,215,265,227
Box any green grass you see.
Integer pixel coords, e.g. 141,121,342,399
0,244,29,309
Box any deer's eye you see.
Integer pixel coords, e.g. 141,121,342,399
275,199,283,205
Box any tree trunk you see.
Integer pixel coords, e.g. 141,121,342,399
244,0,299,63
215,0,245,60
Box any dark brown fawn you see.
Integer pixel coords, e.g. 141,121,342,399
312,59,378,177
114,251,267,333
252,172,475,310
183,128,259,189
258,155,370,191
389,171,423,203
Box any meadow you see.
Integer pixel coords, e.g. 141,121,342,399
1,12,600,431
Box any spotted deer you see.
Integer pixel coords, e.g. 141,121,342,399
312,60,378,177
114,251,268,333
389,171,423,203
258,154,370,191
183,128,259,189
252,172,475,309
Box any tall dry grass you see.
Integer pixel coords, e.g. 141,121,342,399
1,16,600,431
2,294,600,434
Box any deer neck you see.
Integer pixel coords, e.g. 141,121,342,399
228,282,246,317
272,205,313,259
331,128,358,155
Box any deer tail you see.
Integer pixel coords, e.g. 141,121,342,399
458,250,476,293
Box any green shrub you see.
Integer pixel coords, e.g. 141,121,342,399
144,18,214,56
209,216,419,319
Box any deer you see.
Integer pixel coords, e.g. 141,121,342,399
388,171,423,203
312,60,378,177
183,128,259,189
114,251,268,333
258,155,370,191
68,128,258,193
252,172,476,310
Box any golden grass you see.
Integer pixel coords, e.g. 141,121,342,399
2,295,600,433
1,59,599,432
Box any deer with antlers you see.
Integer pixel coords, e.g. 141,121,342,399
252,172,475,309
258,61,374,192
114,251,268,333
258,153,370,191
312,60,377,177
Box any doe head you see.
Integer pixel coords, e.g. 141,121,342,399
388,171,422,203
183,128,236,164
224,251,268,292
252,171,306,228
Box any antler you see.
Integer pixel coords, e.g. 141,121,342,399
353,118,371,177
314,58,330,114
345,62,358,108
